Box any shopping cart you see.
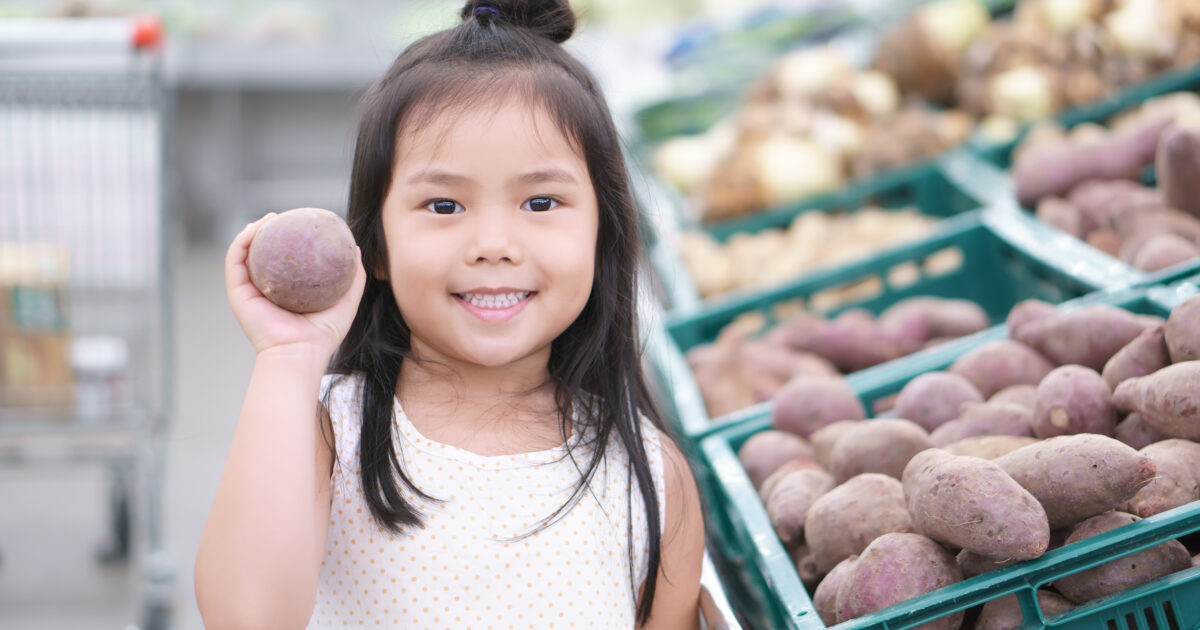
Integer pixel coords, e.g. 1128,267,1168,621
0,16,173,630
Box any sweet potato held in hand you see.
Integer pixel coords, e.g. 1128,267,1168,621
247,207,358,313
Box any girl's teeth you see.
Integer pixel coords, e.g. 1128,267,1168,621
462,292,528,309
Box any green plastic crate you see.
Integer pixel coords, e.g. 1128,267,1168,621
654,209,1123,439
698,285,1200,630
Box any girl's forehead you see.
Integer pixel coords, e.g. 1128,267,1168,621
395,96,582,166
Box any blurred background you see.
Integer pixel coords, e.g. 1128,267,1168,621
3,0,1200,628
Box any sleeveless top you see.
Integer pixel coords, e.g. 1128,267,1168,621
307,373,667,629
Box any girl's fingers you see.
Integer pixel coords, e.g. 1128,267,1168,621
225,213,277,296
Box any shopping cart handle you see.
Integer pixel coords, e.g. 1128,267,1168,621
0,16,162,52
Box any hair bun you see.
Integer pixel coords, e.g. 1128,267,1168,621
461,0,575,44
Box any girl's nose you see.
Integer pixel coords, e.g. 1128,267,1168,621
463,207,524,265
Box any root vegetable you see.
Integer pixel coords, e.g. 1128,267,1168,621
814,556,857,625
1157,125,1200,217
835,532,964,628
1053,511,1192,604
829,419,933,483
246,207,357,313
949,340,1055,398
902,449,1050,561
1113,361,1200,440
1005,299,1059,338
1114,413,1168,450
1132,233,1200,271
942,435,1039,459
806,473,914,573
1015,305,1150,371
975,591,1074,629
1033,365,1117,438
893,372,985,432
766,469,836,545
930,401,1035,446
810,420,864,469
1014,116,1171,207
1165,294,1200,363
1102,326,1170,390
771,375,866,438
995,434,1157,529
879,297,989,341
1120,439,1200,517
989,384,1038,410
738,430,816,489
1036,197,1085,238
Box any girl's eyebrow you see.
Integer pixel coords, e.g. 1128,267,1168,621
515,168,579,186
406,168,471,186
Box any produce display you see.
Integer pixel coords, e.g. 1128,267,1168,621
677,207,937,299
652,44,974,223
687,297,989,417
247,207,358,313
1009,91,1200,272
735,293,1200,627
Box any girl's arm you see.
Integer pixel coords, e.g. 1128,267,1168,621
195,215,364,630
639,435,706,630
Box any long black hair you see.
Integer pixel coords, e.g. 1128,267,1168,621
328,0,668,622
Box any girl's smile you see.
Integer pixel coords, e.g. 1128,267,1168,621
452,288,536,322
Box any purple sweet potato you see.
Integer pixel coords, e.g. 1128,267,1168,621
1014,305,1150,371
1120,439,1200,517
1013,116,1171,207
247,207,358,313
810,420,864,470
1086,228,1122,257
1036,197,1086,238
737,340,840,401
930,401,1035,447
956,548,1020,578
1194,553,1200,568
759,457,826,502
989,384,1038,410
1032,365,1118,438
1132,233,1200,271
829,419,933,483
893,372,985,432
1157,125,1200,218
814,556,857,625
835,533,964,628
1114,413,1168,450
1005,299,1059,338
878,297,990,341
1165,294,1200,363
738,429,816,489
942,435,1039,459
1102,326,1171,390
975,591,1074,629
1053,511,1192,603
1113,361,1200,440
806,473,914,573
766,469,836,545
765,311,827,350
771,375,866,438
902,449,1050,561
995,434,1157,529
805,309,913,372
791,543,823,592
948,340,1055,398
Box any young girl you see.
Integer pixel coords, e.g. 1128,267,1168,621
194,1,705,628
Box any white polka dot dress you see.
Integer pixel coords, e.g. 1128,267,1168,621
308,373,666,629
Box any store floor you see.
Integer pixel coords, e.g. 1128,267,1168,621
0,244,248,630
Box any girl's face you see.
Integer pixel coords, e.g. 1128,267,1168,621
381,98,599,372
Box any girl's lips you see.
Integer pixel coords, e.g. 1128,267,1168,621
453,291,535,323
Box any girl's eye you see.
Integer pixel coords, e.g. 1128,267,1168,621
522,197,559,212
426,199,463,215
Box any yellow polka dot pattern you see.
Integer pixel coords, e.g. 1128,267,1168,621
308,374,666,629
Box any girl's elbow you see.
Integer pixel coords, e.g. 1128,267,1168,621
197,599,314,630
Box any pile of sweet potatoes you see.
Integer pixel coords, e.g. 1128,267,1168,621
687,297,989,417
1012,91,1200,272
740,293,1200,627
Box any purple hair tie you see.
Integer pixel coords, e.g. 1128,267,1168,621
474,6,500,17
